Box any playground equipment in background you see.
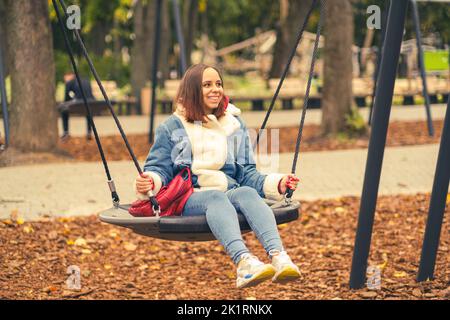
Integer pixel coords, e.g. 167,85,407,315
140,71,448,115
57,80,138,116
141,0,449,116
53,0,325,241
52,0,448,288
424,50,449,73
350,0,450,289
369,0,450,136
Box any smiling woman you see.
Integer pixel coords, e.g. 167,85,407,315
131,63,302,289
173,64,227,122
202,67,224,112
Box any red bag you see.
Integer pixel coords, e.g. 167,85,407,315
128,167,193,217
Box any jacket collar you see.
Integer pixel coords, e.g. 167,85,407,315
174,103,241,117
174,103,241,136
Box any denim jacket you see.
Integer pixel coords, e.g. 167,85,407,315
135,104,285,201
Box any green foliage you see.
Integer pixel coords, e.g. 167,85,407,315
353,0,386,47
344,106,367,137
205,0,279,48
48,0,450,97
54,50,130,88
408,2,450,45
354,1,450,47
50,0,133,54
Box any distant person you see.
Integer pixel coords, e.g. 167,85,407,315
59,72,95,140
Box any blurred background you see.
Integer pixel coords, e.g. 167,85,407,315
0,0,449,152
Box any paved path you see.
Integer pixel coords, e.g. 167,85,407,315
0,144,441,221
1,104,444,138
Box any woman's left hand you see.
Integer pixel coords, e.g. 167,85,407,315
278,174,300,194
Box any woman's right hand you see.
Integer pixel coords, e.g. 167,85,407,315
135,173,154,195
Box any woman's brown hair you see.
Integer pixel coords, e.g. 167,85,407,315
174,64,226,122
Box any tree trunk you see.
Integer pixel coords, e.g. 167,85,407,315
131,0,171,109
183,0,199,67
0,0,10,75
5,0,57,152
360,28,375,76
112,17,121,79
321,0,354,135
159,0,171,81
269,0,313,78
131,0,155,109
87,22,110,56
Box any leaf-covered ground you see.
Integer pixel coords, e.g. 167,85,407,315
1,194,448,300
56,120,443,162
0,120,443,167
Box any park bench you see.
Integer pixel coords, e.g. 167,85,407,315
160,79,181,113
141,80,180,115
141,78,369,113
424,76,449,103
352,77,373,107
139,76,449,115
58,80,138,116
142,79,314,114
393,77,450,105
91,80,138,115
266,78,372,110
267,78,322,110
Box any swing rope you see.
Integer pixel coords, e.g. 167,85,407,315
256,0,324,199
256,0,318,146
291,0,324,175
58,0,143,175
52,0,119,205
54,0,323,208
54,0,161,212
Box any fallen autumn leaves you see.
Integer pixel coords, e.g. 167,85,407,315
0,194,448,300
55,120,444,163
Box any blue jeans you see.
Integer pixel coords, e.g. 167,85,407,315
182,186,284,264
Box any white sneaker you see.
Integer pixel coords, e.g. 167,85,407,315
236,253,276,289
270,250,301,284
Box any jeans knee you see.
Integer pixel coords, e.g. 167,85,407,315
235,186,260,200
207,190,229,203
203,191,232,212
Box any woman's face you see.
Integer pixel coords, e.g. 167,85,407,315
202,68,224,112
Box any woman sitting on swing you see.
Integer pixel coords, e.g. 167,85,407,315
135,64,300,289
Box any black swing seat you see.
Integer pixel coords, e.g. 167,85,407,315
99,199,300,242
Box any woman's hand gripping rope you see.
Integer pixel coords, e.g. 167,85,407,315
278,174,300,198
136,173,154,195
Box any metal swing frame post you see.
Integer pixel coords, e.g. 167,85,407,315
171,0,188,74
368,4,388,126
410,0,434,137
149,0,163,144
369,0,435,138
349,0,409,289
417,94,450,281
0,31,9,149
